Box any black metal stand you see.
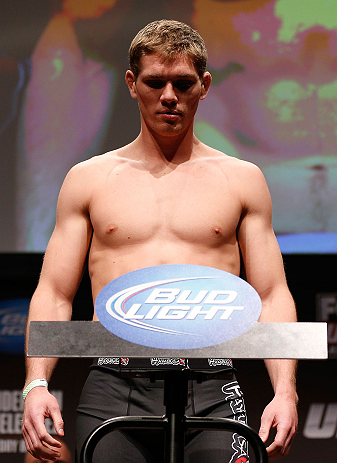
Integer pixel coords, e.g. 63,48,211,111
27,318,326,462
28,320,326,462
80,369,268,463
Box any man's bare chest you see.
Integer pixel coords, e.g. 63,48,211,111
89,165,242,247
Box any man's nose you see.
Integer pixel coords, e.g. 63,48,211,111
160,82,178,104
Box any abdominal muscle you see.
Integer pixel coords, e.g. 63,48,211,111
89,236,241,321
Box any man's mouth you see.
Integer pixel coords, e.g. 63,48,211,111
158,111,182,117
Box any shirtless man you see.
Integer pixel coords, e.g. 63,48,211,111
22,20,298,462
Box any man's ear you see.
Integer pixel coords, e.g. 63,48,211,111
125,70,137,99
200,71,212,100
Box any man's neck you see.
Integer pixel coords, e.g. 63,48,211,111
134,123,200,166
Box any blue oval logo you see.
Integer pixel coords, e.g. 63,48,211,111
96,265,261,349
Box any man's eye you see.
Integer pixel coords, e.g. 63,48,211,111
146,80,165,89
175,81,193,91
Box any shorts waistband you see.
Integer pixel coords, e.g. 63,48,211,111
92,357,233,373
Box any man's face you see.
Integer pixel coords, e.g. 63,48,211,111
126,53,211,140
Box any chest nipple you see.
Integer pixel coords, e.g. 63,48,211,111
106,224,116,234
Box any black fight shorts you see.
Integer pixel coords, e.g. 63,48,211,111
76,367,249,463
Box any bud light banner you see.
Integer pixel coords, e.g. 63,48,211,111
96,265,262,349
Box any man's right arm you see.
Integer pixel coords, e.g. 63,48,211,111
22,163,93,461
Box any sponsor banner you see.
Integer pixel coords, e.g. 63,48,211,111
96,265,261,349
303,403,337,439
0,300,30,355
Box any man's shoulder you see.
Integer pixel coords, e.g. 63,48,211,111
66,149,126,180
73,150,121,170
201,145,263,175
200,147,269,201
58,150,125,203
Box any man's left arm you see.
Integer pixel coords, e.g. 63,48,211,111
236,162,298,460
258,292,298,461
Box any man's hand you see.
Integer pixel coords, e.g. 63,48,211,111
22,387,64,462
259,395,298,461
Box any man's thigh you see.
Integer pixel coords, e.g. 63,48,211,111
185,378,249,463
76,413,164,463
185,429,240,463
76,368,165,463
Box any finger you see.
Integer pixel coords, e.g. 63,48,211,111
258,427,269,443
23,419,62,460
23,431,60,461
22,426,35,455
265,426,292,461
276,424,296,458
31,421,62,449
258,416,272,443
30,439,61,461
266,442,283,461
49,407,65,437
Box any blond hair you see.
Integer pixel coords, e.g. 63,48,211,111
129,19,208,79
